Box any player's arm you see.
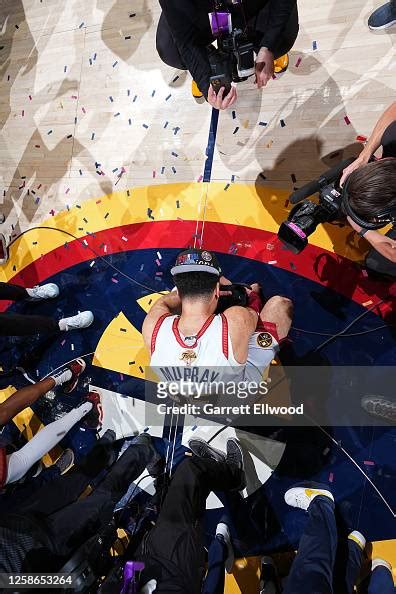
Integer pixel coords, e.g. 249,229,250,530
363,230,396,263
142,293,181,351
341,101,396,184
224,305,258,364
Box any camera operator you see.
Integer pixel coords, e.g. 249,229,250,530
156,0,299,110
340,101,396,276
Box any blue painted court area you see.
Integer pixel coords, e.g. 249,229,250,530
1,248,395,554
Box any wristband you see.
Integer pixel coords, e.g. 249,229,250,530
247,291,263,314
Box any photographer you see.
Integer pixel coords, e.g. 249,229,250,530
340,101,396,276
156,0,298,110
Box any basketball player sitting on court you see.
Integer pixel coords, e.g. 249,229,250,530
142,249,293,390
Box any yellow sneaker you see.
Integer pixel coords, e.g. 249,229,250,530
192,80,203,98
274,53,289,74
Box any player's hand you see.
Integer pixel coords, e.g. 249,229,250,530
255,47,274,89
340,155,369,186
219,275,233,296
208,85,237,110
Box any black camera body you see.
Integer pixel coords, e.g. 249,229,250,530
278,158,355,254
208,1,255,94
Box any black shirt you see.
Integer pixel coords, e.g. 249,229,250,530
381,120,396,158
159,0,297,98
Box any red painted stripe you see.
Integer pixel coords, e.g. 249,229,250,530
2,221,394,314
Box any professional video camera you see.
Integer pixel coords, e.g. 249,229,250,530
277,157,356,254
208,0,255,94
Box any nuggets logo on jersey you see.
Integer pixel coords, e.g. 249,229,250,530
256,332,273,348
180,350,198,365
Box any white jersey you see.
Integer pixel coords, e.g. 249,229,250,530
150,313,244,384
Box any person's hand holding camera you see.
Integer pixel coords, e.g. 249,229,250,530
255,47,274,89
208,85,237,110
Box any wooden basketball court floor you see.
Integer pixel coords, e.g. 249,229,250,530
0,0,395,589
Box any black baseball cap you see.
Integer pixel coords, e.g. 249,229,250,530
171,249,222,276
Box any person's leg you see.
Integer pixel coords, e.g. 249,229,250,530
5,402,92,484
0,312,59,336
368,560,395,594
283,487,337,594
345,531,366,594
253,4,299,58
15,432,120,517
202,538,227,594
45,440,155,555
156,11,186,69
0,282,28,301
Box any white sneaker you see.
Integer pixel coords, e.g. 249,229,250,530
348,531,366,550
215,522,234,573
59,311,94,331
372,558,392,573
26,283,59,300
284,484,334,511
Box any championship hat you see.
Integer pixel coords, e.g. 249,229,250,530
171,249,222,276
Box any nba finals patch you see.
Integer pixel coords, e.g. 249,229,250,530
180,350,198,365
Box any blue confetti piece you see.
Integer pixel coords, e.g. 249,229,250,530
312,40,317,50
127,89,130,96
74,116,77,124
176,200,180,208
147,208,154,219
89,58,92,66
109,96,113,102
79,22,85,28
64,66,67,73
259,121,267,126
113,61,118,67
91,132,95,140
47,129,53,135
133,95,137,102
151,90,156,97
173,126,180,135
161,166,165,174
172,75,179,83
231,174,235,182
172,166,176,174
224,183,230,191
164,121,169,128
232,110,236,119
142,123,148,129
128,118,132,125
233,126,239,134
93,53,97,60
280,119,286,127
79,169,83,175
165,94,171,101
114,112,120,117
171,151,178,157
112,167,118,173
125,35,131,40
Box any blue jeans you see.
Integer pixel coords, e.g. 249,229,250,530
283,496,337,594
369,566,396,594
202,536,227,594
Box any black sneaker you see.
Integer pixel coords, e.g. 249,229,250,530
132,433,164,477
259,556,281,594
368,2,396,29
226,438,246,490
188,437,226,462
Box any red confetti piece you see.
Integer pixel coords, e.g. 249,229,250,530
152,170,156,178
329,472,334,483
295,57,302,67
356,135,367,142
28,95,32,100
363,460,375,466
344,115,351,125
